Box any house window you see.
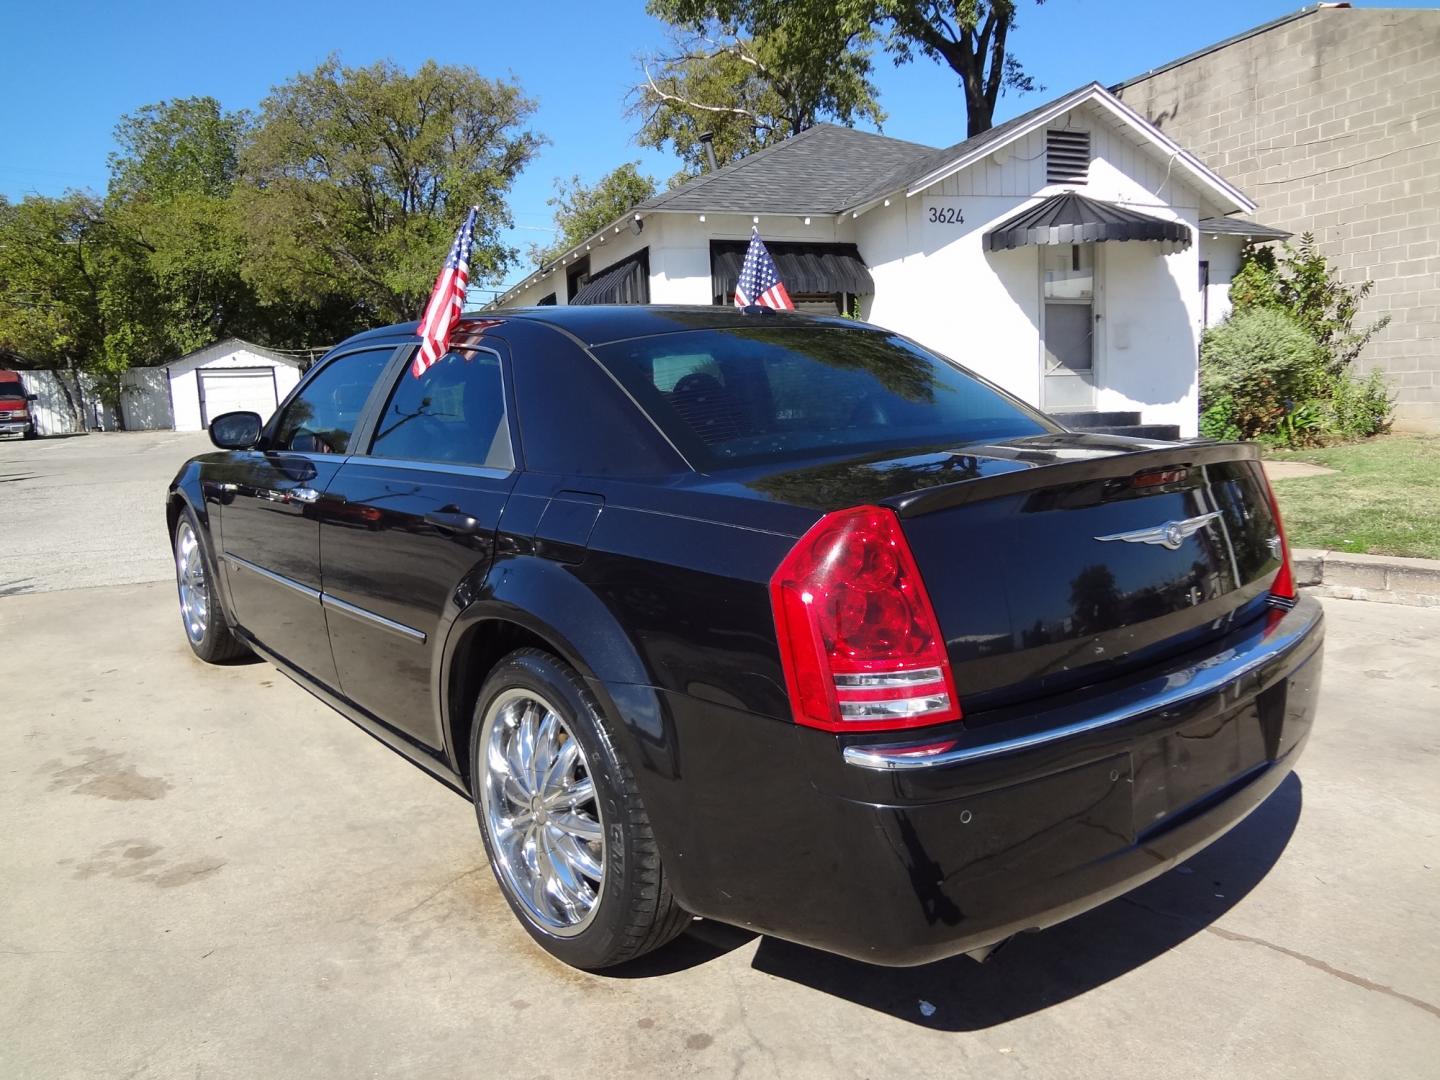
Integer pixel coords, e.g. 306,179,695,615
537,293,557,306
1046,130,1090,184
566,256,591,302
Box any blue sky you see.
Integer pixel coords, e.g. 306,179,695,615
2,1,1431,296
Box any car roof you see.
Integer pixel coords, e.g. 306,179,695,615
336,305,867,351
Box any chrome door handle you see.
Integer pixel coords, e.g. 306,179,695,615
290,487,320,504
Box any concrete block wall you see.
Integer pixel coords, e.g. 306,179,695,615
1117,6,1440,431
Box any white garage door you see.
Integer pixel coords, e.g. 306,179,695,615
199,368,278,425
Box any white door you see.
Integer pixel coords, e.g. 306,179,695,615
199,368,279,427
1041,244,1097,412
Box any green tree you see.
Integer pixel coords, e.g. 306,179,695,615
534,163,657,263
239,57,545,327
634,2,884,171
108,96,248,201
104,96,269,355
877,1,1044,137
648,2,1043,143
0,192,160,412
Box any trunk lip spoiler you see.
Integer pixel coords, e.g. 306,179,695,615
880,439,1259,518
841,592,1321,771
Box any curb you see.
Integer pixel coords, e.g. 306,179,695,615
1292,548,1440,608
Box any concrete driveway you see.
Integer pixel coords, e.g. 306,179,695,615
1,433,1437,1079
0,430,214,595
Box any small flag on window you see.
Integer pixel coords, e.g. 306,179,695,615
413,207,479,378
733,226,794,310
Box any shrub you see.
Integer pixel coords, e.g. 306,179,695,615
1327,369,1394,440
1199,394,1243,442
1230,233,1391,370
1200,308,1329,442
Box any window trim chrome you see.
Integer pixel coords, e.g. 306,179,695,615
340,456,512,481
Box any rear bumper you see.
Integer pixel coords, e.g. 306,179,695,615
643,595,1324,966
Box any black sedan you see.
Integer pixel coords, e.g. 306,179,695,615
167,306,1323,970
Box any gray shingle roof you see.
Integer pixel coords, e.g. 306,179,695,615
1198,216,1292,240
629,83,1113,219
633,124,937,216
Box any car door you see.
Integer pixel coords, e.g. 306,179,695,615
217,344,398,687
319,343,518,749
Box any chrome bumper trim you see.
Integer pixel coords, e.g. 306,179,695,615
842,596,1323,772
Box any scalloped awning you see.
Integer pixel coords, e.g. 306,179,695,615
710,241,874,300
571,251,650,305
986,192,1191,252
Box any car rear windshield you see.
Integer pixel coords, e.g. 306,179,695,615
590,325,1053,468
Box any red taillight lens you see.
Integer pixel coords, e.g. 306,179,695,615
769,506,961,733
1260,472,1297,605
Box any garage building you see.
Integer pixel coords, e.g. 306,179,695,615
121,339,304,432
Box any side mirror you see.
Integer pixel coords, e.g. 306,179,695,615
25,393,38,402
209,410,263,450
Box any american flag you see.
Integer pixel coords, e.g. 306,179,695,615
413,206,479,378
733,227,794,310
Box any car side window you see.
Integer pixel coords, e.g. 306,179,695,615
271,347,394,454
367,348,513,469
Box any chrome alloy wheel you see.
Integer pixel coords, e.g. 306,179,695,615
480,688,606,936
175,521,209,645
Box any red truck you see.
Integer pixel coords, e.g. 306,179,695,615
0,370,38,439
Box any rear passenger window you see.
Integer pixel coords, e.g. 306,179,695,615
368,349,512,469
271,347,393,454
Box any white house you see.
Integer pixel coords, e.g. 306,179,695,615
120,338,305,432
492,83,1281,438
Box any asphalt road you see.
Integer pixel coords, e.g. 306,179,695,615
2,433,1438,1079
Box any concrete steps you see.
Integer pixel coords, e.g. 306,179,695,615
1053,411,1181,442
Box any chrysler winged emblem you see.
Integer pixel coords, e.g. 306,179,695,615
1094,511,1222,551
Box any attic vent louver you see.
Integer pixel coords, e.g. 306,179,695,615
1046,130,1090,184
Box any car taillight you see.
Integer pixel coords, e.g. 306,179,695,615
1260,473,1297,606
769,505,961,733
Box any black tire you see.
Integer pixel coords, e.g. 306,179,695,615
22,424,37,440
470,648,690,969
173,506,251,664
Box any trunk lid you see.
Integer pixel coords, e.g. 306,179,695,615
882,434,1285,713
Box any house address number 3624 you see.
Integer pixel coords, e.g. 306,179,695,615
927,206,965,224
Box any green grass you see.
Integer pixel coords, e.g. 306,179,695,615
1265,434,1440,560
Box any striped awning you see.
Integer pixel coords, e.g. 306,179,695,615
571,252,650,305
710,241,873,300
986,192,1191,251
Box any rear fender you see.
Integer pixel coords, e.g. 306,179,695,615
440,554,678,786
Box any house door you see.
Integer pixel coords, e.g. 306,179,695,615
1041,243,1096,411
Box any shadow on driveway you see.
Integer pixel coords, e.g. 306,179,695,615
608,773,1302,1030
